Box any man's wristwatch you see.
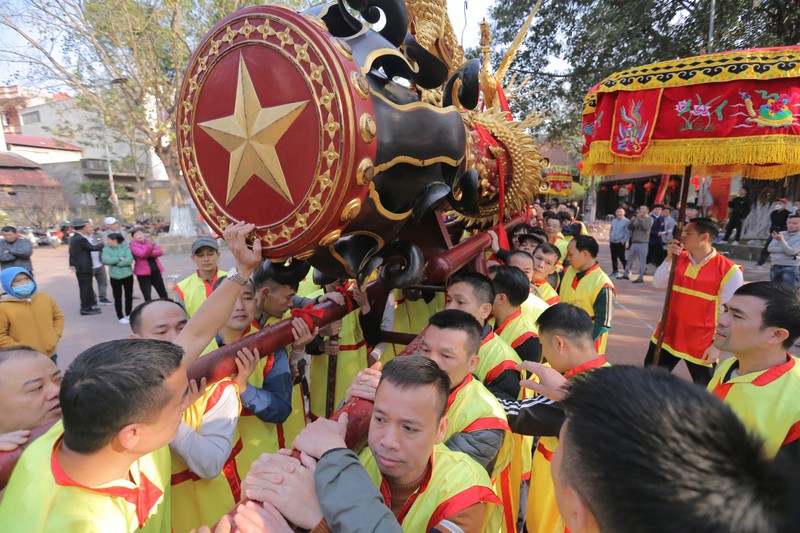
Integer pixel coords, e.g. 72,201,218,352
226,268,248,286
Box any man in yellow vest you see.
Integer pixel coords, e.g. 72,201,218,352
244,355,502,532
445,272,522,401
531,243,561,305
504,250,552,328
708,281,800,459
645,218,743,385
489,265,542,363
544,212,568,269
560,236,615,355
0,339,184,532
173,237,226,317
499,303,610,533
550,365,787,533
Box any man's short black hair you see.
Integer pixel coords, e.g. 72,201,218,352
506,250,534,266
543,212,561,223
490,266,531,307
379,355,450,418
572,235,599,258
0,345,44,366
734,281,800,348
652,203,663,209
449,271,495,306
129,298,185,334
536,303,593,343
1,226,16,233
60,339,184,453
557,211,572,223
510,223,535,235
559,366,788,533
689,217,719,239
107,232,125,244
535,242,562,261
427,309,483,357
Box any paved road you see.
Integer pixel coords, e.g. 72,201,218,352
27,229,796,374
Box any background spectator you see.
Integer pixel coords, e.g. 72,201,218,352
0,267,64,362
130,226,168,301
102,233,135,323
0,226,33,273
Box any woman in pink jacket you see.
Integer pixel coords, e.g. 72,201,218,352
129,227,168,301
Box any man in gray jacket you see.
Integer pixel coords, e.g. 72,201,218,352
608,208,630,277
0,226,33,273
621,206,653,283
767,213,800,288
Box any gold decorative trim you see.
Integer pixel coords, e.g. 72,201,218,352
319,229,342,246
303,14,327,31
351,71,369,100
356,158,374,185
368,182,412,221
340,198,362,222
333,38,352,59
373,154,464,174
359,113,376,143
294,249,316,260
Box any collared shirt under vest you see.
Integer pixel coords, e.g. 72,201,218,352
708,355,800,458
532,279,560,305
559,263,615,354
360,444,502,532
652,250,740,366
173,269,226,317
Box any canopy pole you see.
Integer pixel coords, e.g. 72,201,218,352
652,164,692,366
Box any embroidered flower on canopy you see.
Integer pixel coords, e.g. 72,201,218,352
690,104,711,117
675,100,690,113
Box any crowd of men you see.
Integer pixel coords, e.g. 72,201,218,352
0,203,797,533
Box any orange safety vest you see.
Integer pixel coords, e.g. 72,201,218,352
0,421,171,532
559,263,615,355
171,379,243,532
533,279,560,305
361,444,502,532
652,250,740,366
173,269,226,317
708,355,800,458
527,355,610,533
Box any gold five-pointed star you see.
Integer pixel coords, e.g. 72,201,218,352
199,54,309,205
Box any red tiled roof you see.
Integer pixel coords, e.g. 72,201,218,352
5,134,82,152
0,152,62,188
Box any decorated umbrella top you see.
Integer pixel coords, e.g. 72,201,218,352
581,46,800,179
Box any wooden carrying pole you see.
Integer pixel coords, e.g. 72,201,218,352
652,165,692,366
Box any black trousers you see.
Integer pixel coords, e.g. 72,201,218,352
724,216,743,241
76,272,95,310
110,276,134,319
757,236,773,266
137,271,168,301
647,242,665,266
644,340,714,386
609,242,627,272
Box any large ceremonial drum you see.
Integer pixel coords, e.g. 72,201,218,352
177,5,377,265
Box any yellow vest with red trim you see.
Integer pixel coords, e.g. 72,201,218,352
550,234,568,269
236,316,290,476
559,264,615,355
360,444,502,533
497,307,539,352
533,279,560,306
0,420,171,532
527,356,610,533
708,355,800,458
173,269,226,317
518,295,548,338
445,374,514,482
310,306,368,418
652,251,740,366
171,379,242,533
390,289,436,359
474,331,522,388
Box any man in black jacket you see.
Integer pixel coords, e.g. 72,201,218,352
724,186,752,243
68,219,104,315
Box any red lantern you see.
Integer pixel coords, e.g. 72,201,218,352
644,182,655,191
612,184,620,192
600,185,609,192
667,179,679,191
625,183,634,191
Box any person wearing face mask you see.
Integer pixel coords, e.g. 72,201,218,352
0,267,64,363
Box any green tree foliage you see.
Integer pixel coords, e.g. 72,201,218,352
490,0,800,143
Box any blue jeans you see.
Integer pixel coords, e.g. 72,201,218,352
770,265,799,288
